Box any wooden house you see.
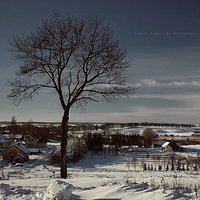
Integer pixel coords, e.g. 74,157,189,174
24,135,39,148
24,135,47,148
1,143,30,163
152,140,182,152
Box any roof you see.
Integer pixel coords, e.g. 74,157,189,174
25,135,39,142
14,143,30,153
153,140,166,146
2,143,30,154
13,134,23,139
161,141,170,148
29,149,41,153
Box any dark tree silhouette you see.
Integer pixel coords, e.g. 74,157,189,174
8,14,133,178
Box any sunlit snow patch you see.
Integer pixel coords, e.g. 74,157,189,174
43,180,73,200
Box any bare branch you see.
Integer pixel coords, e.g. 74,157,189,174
8,14,133,109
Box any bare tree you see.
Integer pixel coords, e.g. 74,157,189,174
8,14,133,178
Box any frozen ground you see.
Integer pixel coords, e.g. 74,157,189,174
1,144,200,200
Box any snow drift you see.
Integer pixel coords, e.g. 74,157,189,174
43,180,73,200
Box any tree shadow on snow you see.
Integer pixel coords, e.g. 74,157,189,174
93,198,122,200
70,195,122,200
70,194,83,199
165,191,192,200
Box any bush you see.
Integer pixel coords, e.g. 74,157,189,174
48,137,87,165
48,152,60,165
67,137,87,163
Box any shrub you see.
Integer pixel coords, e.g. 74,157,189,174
48,151,60,165
48,137,87,165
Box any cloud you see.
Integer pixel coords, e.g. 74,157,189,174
136,80,200,88
135,80,160,87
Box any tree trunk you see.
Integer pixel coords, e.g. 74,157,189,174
60,109,69,178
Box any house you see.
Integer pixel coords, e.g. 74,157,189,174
168,140,183,152
24,135,47,148
153,140,172,152
1,143,30,163
152,140,182,152
24,135,39,148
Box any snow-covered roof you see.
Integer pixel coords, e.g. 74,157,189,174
29,149,41,153
161,141,170,148
4,143,30,154
14,143,30,153
14,134,23,139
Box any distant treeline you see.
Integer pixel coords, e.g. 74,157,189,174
0,121,195,129
100,122,194,128
0,120,195,142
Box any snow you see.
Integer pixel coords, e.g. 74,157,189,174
182,145,200,151
0,128,200,199
0,149,199,199
111,127,194,136
43,180,73,200
182,145,200,155
162,141,170,148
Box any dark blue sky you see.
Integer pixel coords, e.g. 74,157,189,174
1,0,200,123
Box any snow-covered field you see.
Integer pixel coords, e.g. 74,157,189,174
1,144,200,200
110,127,194,137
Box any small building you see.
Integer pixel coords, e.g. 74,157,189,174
24,135,39,148
24,135,47,148
168,140,183,152
1,143,30,163
152,140,182,152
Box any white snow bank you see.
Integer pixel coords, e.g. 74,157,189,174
43,180,73,200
